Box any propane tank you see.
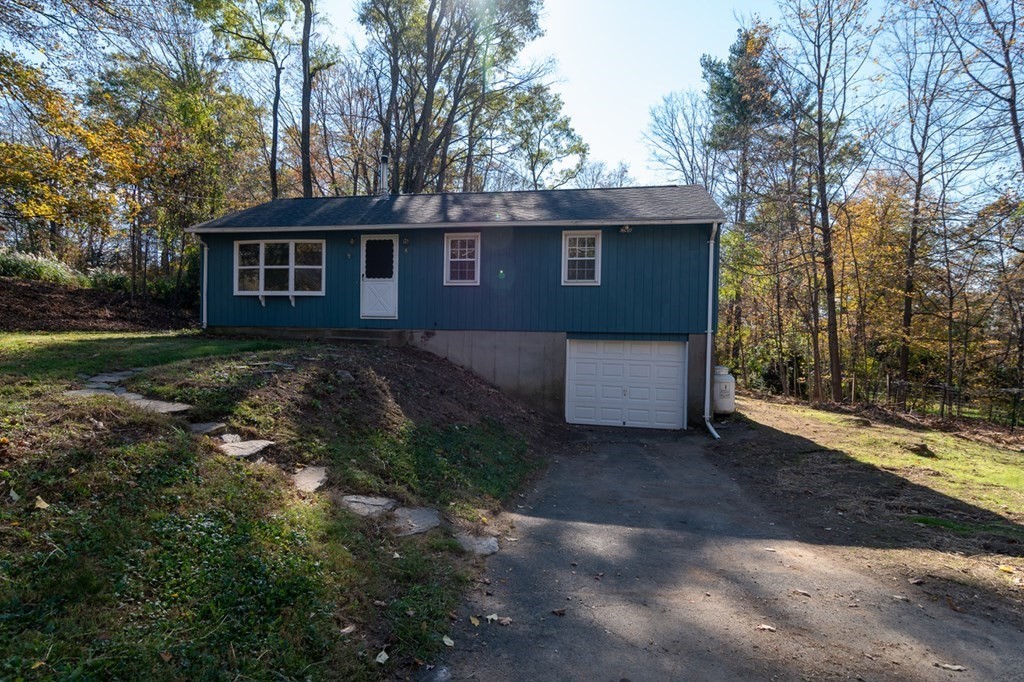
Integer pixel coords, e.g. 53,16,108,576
713,365,736,415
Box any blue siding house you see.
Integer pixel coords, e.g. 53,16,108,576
188,185,725,430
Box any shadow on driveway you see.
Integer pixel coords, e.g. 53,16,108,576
435,427,1024,681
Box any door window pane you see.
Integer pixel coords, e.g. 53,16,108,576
364,239,394,279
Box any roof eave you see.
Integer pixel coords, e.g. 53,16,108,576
186,216,725,234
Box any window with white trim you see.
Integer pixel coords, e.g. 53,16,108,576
234,240,325,296
444,232,480,286
562,230,601,285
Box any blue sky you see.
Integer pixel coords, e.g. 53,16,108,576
320,0,775,184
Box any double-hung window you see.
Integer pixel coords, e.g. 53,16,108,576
234,240,325,296
444,232,480,286
562,230,601,286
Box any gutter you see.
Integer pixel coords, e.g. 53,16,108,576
200,238,208,330
704,222,721,440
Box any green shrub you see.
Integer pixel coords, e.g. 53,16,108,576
0,249,89,287
88,266,131,292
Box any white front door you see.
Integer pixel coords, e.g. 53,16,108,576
565,339,687,429
360,235,398,319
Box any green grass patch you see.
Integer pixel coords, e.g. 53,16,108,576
0,331,284,381
908,515,1024,541
327,422,537,510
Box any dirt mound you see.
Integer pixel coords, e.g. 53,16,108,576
0,276,197,331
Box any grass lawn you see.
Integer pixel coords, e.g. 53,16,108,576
0,331,544,680
727,397,1024,605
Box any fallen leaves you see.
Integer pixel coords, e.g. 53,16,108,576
756,624,777,632
935,663,966,672
159,652,173,663
551,608,566,617
469,615,480,627
998,565,1016,574
484,613,511,626
442,635,454,647
34,496,50,510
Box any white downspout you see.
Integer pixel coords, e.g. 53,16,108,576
704,222,721,440
201,238,208,330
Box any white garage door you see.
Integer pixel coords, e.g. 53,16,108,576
565,339,687,429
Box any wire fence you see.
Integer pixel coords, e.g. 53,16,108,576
873,379,1024,429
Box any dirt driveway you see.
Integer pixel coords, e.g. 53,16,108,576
433,428,1023,681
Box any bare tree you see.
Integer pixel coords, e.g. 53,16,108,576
934,0,1024,181
645,90,724,198
878,1,987,387
572,160,634,189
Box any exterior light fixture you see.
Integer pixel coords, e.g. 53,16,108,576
620,225,633,234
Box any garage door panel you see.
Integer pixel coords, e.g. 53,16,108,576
626,342,653,357
573,384,598,399
654,386,680,401
654,363,682,380
626,385,651,400
600,363,625,378
566,339,686,429
628,363,652,378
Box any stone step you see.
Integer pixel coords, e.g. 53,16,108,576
189,422,227,436
217,440,274,458
291,466,328,492
335,494,399,517
455,532,500,556
324,335,389,346
391,507,442,536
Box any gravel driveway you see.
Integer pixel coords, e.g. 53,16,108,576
433,428,1024,681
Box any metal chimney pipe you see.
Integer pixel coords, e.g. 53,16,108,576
379,154,390,196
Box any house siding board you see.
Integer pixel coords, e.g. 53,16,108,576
203,223,715,334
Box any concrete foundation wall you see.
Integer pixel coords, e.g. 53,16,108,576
411,330,567,415
687,334,710,427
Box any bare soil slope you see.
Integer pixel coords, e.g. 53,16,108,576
0,276,196,332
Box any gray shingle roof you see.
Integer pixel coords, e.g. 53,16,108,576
188,185,725,232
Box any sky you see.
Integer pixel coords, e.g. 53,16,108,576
320,0,776,185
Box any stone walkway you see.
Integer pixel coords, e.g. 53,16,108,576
64,368,498,553
66,367,191,414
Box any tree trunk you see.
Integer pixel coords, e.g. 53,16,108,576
816,112,843,402
300,0,314,198
271,62,283,200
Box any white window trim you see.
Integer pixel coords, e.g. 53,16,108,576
561,230,601,286
443,232,481,286
233,239,326,296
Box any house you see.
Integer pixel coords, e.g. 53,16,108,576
187,183,725,431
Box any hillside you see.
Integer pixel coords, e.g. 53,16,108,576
0,276,196,332
0,332,559,679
